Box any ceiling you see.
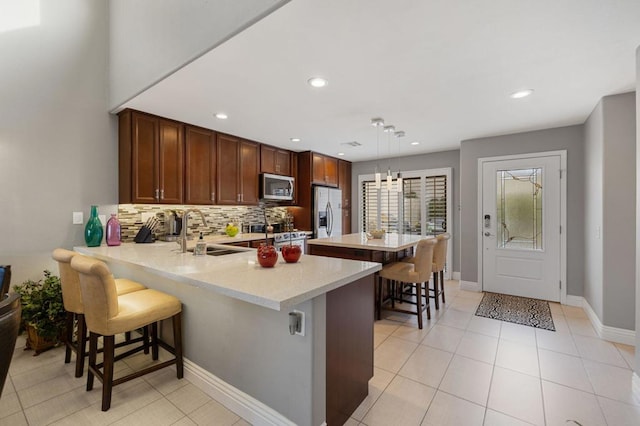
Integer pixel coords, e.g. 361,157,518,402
123,0,640,162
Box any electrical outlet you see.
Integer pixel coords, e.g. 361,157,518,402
288,310,305,336
72,212,83,224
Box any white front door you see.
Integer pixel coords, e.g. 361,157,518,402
481,154,562,301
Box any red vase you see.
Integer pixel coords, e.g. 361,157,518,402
257,243,278,267
281,245,301,263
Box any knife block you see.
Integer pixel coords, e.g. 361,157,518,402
134,225,155,243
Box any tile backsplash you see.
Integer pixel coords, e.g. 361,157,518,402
118,204,289,242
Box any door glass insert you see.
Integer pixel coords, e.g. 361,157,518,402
496,168,542,250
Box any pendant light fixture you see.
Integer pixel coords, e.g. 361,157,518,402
371,118,384,189
395,130,405,192
383,125,395,191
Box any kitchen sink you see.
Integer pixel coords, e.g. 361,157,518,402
187,246,248,256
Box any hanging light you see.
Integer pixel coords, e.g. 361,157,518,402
371,118,384,189
383,125,395,191
395,130,405,192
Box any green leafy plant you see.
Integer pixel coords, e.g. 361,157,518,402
13,270,66,339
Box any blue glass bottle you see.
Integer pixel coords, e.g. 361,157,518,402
84,205,103,247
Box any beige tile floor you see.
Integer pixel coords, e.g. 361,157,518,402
1,280,638,425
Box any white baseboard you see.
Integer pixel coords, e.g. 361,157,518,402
452,271,461,281
460,280,481,292
578,298,636,346
183,358,297,426
565,295,583,307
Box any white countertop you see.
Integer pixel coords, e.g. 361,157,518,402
307,232,431,251
75,242,380,311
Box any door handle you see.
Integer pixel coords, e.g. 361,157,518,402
484,232,493,237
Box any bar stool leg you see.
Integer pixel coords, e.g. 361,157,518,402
151,321,159,361
415,282,423,329
102,335,115,411
75,313,87,378
87,332,97,391
173,313,184,379
432,272,440,310
143,326,150,354
440,270,445,304
64,312,74,364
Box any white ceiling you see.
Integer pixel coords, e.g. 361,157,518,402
123,0,640,162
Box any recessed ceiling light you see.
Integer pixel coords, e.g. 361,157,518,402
215,113,228,119
290,137,301,142
411,141,420,146
510,89,534,99
308,77,328,88
337,152,345,156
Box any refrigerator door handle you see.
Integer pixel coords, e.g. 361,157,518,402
327,202,333,236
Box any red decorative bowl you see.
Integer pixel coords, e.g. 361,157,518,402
257,243,278,267
281,245,302,263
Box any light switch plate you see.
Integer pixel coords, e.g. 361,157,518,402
72,212,83,225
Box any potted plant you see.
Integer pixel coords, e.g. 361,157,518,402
13,270,67,355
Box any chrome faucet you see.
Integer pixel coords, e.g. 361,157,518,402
178,209,208,253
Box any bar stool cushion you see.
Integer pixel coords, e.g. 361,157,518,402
53,248,146,314
70,255,181,337
432,233,450,273
381,238,436,282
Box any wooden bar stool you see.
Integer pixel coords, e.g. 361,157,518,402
70,255,183,411
378,238,437,329
430,233,450,309
53,249,147,378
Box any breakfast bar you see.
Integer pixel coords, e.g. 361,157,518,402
75,242,381,426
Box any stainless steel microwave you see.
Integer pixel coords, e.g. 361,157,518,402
260,173,294,201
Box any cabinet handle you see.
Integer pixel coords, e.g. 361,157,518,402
155,189,159,201
211,192,215,201
237,194,240,202
160,189,164,200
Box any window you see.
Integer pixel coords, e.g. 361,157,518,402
359,168,452,276
360,169,450,236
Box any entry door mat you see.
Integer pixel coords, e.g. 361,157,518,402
475,292,555,331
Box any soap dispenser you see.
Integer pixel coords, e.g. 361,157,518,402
194,232,207,256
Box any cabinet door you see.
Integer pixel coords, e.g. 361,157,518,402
339,160,352,234
131,112,158,203
216,134,241,204
260,145,277,174
158,119,184,204
240,139,259,204
312,153,326,184
324,156,338,186
185,126,216,204
275,149,291,175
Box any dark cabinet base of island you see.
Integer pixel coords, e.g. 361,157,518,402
326,274,374,425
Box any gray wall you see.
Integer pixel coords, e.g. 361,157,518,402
109,0,290,109
584,101,604,318
0,1,116,285
351,150,461,274
601,93,636,330
459,126,585,297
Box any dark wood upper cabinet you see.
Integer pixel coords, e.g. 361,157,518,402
240,139,260,204
119,110,183,204
312,152,338,187
260,145,291,176
338,159,352,234
185,125,216,205
216,135,259,205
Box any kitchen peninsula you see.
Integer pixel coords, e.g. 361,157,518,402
307,232,428,264
76,242,381,426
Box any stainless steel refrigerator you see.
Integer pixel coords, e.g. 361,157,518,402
314,186,342,238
